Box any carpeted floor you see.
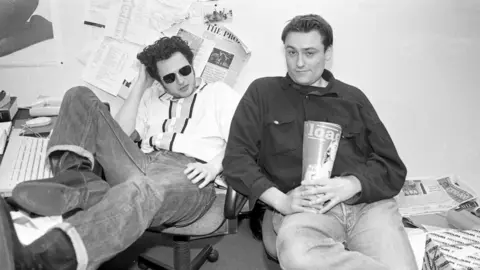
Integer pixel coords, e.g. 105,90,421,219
99,218,282,270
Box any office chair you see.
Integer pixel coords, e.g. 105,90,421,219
137,184,248,270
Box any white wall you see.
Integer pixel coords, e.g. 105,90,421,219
1,0,480,191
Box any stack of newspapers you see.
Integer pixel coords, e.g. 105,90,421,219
395,175,477,217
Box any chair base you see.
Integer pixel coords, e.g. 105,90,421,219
138,237,219,270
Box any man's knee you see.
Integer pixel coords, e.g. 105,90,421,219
63,86,98,107
277,234,319,270
276,213,324,269
64,86,93,99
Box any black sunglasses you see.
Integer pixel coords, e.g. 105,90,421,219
162,65,192,84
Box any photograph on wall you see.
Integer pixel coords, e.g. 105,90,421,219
0,0,63,66
203,3,233,25
207,48,234,69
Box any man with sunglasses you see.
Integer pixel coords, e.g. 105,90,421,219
0,36,240,270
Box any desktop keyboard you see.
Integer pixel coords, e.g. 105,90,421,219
0,129,53,197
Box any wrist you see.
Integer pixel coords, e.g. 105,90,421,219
131,81,149,95
345,175,362,193
208,162,222,175
274,194,291,215
259,188,290,215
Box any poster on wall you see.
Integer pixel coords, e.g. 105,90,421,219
0,0,63,67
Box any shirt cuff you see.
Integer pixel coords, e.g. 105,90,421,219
249,176,276,211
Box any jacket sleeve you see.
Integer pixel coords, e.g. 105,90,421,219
222,82,276,210
343,94,407,204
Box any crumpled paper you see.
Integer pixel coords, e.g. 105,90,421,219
10,211,62,245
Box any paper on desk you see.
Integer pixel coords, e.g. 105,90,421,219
427,229,480,268
396,175,476,216
11,211,62,245
82,38,142,96
0,121,12,154
104,0,195,46
405,228,427,270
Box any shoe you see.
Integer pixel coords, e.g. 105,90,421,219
0,196,77,270
12,170,109,216
11,151,109,216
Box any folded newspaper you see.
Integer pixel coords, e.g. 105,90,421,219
396,175,476,217
423,229,480,270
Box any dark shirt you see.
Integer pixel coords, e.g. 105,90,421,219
223,70,407,210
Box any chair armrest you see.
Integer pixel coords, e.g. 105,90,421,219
224,185,247,220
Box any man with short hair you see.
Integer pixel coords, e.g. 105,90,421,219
223,14,417,270
0,36,240,270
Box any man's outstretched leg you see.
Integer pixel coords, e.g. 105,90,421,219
11,86,148,216
1,158,215,270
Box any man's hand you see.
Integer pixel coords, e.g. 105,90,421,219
184,162,220,189
301,175,362,214
132,64,155,94
278,186,319,215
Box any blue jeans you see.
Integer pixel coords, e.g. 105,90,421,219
273,198,417,270
46,87,216,270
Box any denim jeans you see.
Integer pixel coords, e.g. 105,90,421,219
273,198,417,270
46,86,216,270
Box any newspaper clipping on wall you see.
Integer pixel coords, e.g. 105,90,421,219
104,0,194,46
82,38,142,96
396,175,476,217
172,22,251,87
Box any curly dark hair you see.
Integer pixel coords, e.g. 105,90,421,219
281,14,333,51
137,36,194,82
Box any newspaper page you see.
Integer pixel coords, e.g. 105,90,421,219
104,0,195,46
169,22,251,87
424,229,480,269
396,175,476,217
82,38,142,96
177,28,215,77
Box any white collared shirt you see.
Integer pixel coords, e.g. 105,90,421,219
135,79,240,162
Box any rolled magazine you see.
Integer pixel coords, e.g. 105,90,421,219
302,121,342,184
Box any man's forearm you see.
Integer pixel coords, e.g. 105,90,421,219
207,148,225,175
114,83,145,135
259,187,289,215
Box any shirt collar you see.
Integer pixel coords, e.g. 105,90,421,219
281,69,340,97
158,78,207,102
